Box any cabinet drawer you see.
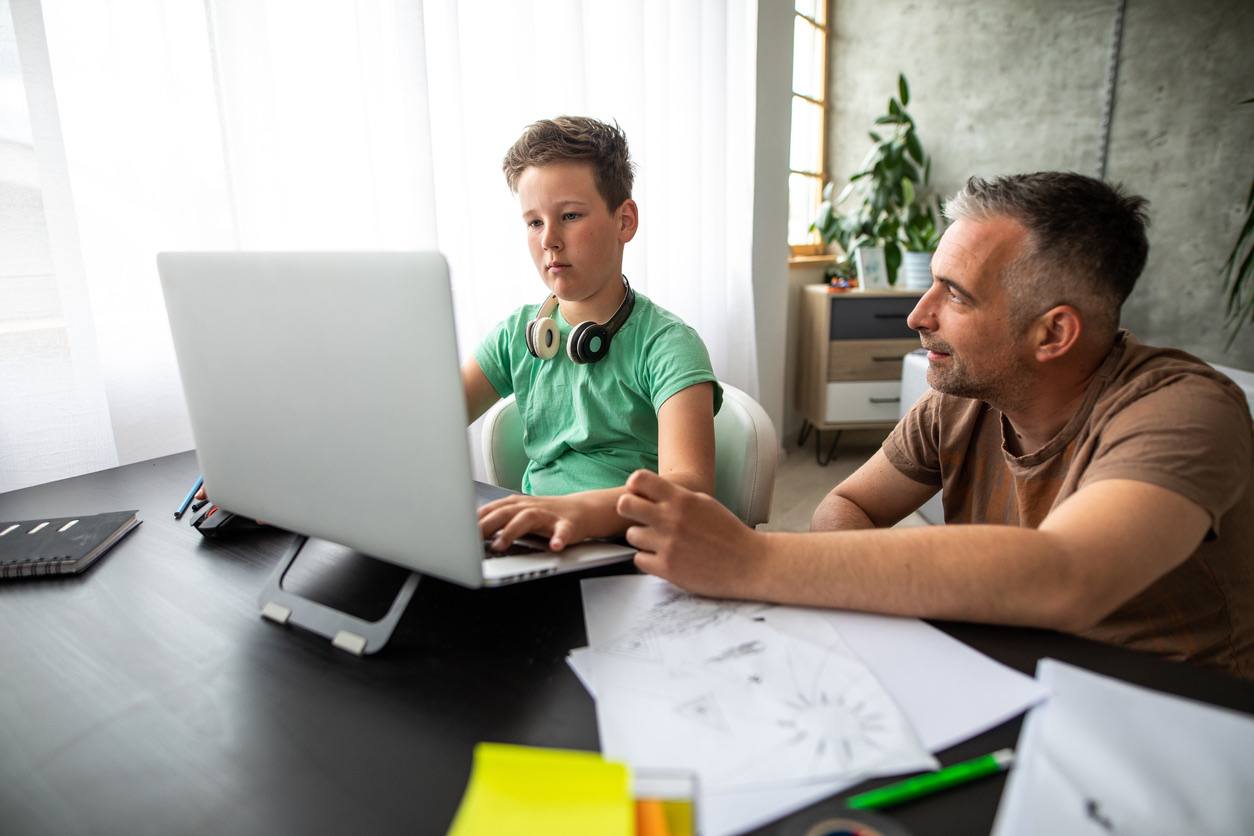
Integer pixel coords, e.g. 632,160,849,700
827,339,919,382
824,380,903,423
829,296,918,340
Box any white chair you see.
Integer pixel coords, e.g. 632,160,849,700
479,382,777,526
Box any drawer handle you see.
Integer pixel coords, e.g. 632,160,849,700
871,355,903,362
873,313,909,319
869,396,901,404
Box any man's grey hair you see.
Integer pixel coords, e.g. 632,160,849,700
944,172,1150,337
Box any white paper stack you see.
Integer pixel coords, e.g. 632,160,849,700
992,659,1254,835
572,576,1048,835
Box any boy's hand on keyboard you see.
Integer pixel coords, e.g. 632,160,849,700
479,493,602,552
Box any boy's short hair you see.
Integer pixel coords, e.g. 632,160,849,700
502,116,635,212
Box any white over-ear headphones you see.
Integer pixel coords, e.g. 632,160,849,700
524,276,636,364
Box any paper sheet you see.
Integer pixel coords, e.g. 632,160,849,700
991,659,1254,835
571,575,1047,836
584,612,935,790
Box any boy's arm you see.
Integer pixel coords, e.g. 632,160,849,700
478,381,716,551
462,358,501,424
655,382,716,494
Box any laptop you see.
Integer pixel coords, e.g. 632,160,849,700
157,251,636,589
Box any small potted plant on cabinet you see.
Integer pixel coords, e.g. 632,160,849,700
811,73,940,289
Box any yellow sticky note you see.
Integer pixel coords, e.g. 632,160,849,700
448,743,633,836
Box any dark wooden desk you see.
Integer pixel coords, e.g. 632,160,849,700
3,452,1252,836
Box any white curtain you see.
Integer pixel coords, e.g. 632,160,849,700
1,0,760,493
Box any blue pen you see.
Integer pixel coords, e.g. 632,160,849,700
174,475,204,519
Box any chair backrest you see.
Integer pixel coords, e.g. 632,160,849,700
712,383,777,525
479,382,777,526
480,395,529,491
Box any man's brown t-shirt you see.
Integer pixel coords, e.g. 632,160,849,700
883,332,1254,679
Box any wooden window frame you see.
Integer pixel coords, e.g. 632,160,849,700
789,2,831,258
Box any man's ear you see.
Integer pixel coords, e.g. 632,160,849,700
1033,304,1082,363
616,199,639,243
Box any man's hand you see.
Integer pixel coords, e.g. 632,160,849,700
616,469,765,599
479,491,612,552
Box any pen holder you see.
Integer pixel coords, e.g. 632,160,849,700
634,768,698,836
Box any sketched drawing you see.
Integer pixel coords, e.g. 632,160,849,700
602,628,662,663
707,640,766,664
676,693,729,732
739,648,901,780
643,590,772,637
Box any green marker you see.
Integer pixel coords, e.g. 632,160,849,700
846,748,1014,810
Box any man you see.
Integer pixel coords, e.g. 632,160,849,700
616,172,1254,680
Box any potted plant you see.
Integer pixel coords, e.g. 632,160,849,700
823,256,859,291
1222,97,1254,348
811,74,940,287
899,191,942,290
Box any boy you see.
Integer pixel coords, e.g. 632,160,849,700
463,116,721,553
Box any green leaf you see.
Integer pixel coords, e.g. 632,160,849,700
1229,246,1254,316
1223,208,1254,277
869,131,883,143
874,115,902,125
888,98,902,117
884,241,902,284
899,74,910,107
901,178,916,206
1225,241,1253,310
906,131,924,164
813,202,833,230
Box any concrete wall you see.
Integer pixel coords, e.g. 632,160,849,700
825,0,1254,368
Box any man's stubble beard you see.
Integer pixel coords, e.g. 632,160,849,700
926,352,1034,412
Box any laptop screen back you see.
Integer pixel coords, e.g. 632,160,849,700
158,251,485,587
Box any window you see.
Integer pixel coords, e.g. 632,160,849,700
788,0,829,256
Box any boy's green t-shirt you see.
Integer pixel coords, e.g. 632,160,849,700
474,291,722,496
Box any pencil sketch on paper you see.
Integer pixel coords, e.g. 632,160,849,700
772,667,895,772
580,576,937,790
676,693,729,732
706,640,765,664
602,628,662,663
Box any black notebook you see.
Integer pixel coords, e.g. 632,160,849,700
0,510,141,580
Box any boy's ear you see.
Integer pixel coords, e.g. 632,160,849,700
616,199,639,244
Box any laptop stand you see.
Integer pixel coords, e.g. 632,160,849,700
257,535,421,655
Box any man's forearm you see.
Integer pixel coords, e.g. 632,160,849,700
742,525,1096,631
809,492,877,531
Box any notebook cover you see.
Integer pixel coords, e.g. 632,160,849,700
0,511,141,579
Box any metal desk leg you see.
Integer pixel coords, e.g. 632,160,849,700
814,429,842,466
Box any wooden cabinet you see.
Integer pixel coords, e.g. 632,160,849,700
795,286,921,462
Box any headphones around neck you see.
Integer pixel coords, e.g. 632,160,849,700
524,276,636,364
